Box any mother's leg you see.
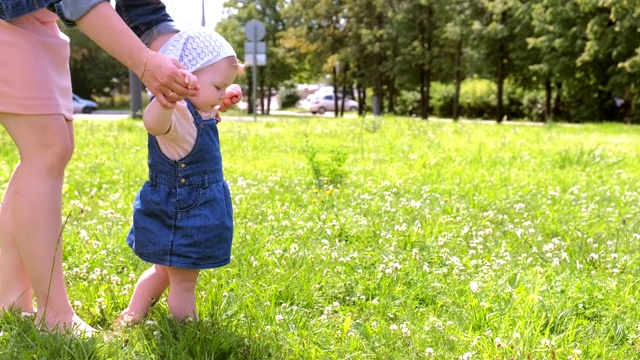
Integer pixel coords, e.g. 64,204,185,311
0,113,77,329
0,201,34,313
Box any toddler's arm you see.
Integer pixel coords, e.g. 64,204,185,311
144,69,198,135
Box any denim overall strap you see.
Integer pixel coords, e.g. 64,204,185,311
147,99,224,186
183,99,224,180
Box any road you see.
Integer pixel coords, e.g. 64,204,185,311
73,110,131,121
76,109,355,121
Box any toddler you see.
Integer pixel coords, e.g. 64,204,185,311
117,27,243,323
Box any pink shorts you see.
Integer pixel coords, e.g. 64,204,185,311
0,9,73,120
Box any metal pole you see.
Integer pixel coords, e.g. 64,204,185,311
129,70,142,119
252,27,258,122
201,0,205,27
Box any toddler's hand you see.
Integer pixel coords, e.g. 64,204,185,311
218,84,243,113
158,69,197,109
181,69,198,91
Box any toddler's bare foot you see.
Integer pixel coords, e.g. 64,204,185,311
113,308,145,327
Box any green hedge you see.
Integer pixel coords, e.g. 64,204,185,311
397,79,546,121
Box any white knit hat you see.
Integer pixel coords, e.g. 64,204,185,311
159,27,236,73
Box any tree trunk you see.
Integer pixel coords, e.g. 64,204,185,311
553,82,563,120
496,11,507,123
340,63,350,117
497,52,505,123
341,83,348,117
259,74,266,115
359,84,366,116
333,66,339,118
374,71,383,116
247,80,254,115
266,85,273,114
453,35,462,121
425,70,431,120
387,81,395,115
424,3,433,120
545,78,551,122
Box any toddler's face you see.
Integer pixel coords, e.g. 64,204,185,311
189,58,238,114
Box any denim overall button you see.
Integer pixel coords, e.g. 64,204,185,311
180,163,186,168
180,178,186,184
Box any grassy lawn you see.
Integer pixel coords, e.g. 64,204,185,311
2,116,640,359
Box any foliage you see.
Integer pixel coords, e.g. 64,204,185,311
93,92,151,110
3,117,640,358
60,1,640,122
394,90,422,117
216,0,640,122
302,136,349,189
61,25,129,99
400,80,546,121
276,80,301,109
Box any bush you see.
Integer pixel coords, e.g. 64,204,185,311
94,92,151,110
276,80,301,109
431,82,455,118
458,78,497,119
394,90,421,116
277,89,300,109
520,90,546,122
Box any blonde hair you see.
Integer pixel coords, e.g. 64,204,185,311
224,56,245,75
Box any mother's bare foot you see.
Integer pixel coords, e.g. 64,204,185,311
70,315,98,337
37,313,98,338
0,303,36,316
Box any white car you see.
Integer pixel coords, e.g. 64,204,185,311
309,93,359,114
72,93,99,114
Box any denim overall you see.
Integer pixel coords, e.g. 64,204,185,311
127,100,233,269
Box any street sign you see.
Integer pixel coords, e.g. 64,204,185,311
245,42,266,54
244,54,267,66
243,19,267,122
244,19,266,41
244,41,267,65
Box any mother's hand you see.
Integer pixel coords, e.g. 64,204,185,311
141,51,200,108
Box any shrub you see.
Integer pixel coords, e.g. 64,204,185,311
431,82,456,118
275,80,301,109
459,78,497,119
94,92,151,110
277,89,300,109
394,90,421,116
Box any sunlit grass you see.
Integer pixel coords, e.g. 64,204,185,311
2,117,640,359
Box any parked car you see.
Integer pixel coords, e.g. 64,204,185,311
72,93,98,114
309,93,359,114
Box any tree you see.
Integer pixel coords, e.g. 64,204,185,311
476,0,529,123
62,26,129,99
220,0,298,115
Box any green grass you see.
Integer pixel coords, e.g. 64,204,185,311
2,116,640,359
